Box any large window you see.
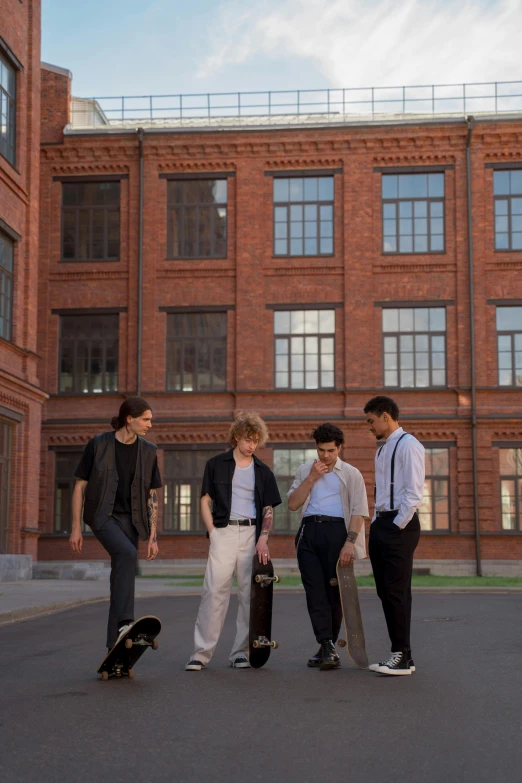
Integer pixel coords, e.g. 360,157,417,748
418,448,450,531
496,306,522,387
494,170,522,251
0,232,13,341
273,447,317,531
54,452,85,534
274,309,335,389
383,307,446,388
382,173,444,253
163,448,224,532
0,53,16,165
167,179,227,258
166,312,226,392
500,448,522,531
59,313,119,393
61,181,120,261
273,177,334,256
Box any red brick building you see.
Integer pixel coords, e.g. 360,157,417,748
0,1,47,568
34,71,522,574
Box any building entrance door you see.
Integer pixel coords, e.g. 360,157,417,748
0,419,12,553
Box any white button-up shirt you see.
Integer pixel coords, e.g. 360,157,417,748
373,427,425,530
288,458,369,559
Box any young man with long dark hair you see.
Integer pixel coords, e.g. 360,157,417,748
288,422,369,670
364,396,425,675
185,412,281,671
70,397,162,651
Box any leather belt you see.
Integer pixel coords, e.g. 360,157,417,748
303,515,345,524
228,518,255,526
375,510,399,518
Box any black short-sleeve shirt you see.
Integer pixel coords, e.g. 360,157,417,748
201,449,281,540
75,436,162,513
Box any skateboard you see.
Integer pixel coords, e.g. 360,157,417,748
335,561,369,669
248,555,280,668
97,615,161,680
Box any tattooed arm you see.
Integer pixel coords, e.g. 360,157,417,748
146,489,159,561
255,506,273,563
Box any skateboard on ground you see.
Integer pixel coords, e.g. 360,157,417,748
97,615,161,680
335,561,369,669
249,555,280,668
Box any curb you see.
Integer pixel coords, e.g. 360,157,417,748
1,585,521,628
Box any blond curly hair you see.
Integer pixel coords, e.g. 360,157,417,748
229,411,269,448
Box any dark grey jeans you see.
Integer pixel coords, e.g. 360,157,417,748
92,513,139,648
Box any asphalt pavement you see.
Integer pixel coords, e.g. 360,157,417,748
1,592,521,783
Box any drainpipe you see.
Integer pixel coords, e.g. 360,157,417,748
466,115,482,577
137,128,144,396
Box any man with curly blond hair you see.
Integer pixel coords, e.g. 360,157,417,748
185,412,282,671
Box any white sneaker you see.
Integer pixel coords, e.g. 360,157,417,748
231,655,251,668
115,623,133,646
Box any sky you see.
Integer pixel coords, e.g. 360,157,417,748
41,0,522,100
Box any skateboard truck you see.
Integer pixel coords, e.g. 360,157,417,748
255,574,280,586
124,634,159,650
252,635,279,649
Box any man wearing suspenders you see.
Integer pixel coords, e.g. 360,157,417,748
364,396,425,675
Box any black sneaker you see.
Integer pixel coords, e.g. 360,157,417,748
375,652,412,675
319,640,340,671
307,646,323,668
370,651,416,673
185,659,205,671
231,655,251,669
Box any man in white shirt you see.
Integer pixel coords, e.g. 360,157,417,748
288,423,369,670
364,396,425,676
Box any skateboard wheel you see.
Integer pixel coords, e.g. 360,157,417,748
255,575,262,583
329,578,338,587
253,640,260,649
125,638,133,649
101,671,109,681
271,641,279,649
152,639,159,650
337,639,346,648
274,575,280,583
128,669,134,680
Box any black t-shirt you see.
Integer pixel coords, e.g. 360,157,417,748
75,435,162,514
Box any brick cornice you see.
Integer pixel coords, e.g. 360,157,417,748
481,133,522,148
493,429,522,440
49,270,129,282
486,259,522,271
264,157,343,170
156,430,229,444
372,152,457,166
264,265,343,277
157,159,236,172
42,146,134,164
373,262,455,274
157,268,235,279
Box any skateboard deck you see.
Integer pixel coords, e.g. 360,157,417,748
97,615,161,680
249,556,279,669
336,561,368,669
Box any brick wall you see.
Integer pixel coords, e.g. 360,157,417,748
0,0,47,556
36,75,522,563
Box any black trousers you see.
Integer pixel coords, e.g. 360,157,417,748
92,513,139,648
296,519,347,643
369,511,420,652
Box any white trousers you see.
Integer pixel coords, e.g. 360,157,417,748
192,524,256,665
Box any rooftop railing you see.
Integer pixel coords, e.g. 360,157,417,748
69,80,522,130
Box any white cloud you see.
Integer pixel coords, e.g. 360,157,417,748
198,0,522,88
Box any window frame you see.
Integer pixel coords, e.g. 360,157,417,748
273,308,336,390
499,447,522,532
166,177,228,260
165,311,227,392
53,450,87,535
0,230,14,342
272,444,319,532
272,175,335,258
493,170,522,252
418,446,451,531
381,172,446,255
162,446,227,533
381,306,447,389
0,48,17,167
60,180,121,263
58,312,120,395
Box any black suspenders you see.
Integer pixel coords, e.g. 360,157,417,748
374,432,408,510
